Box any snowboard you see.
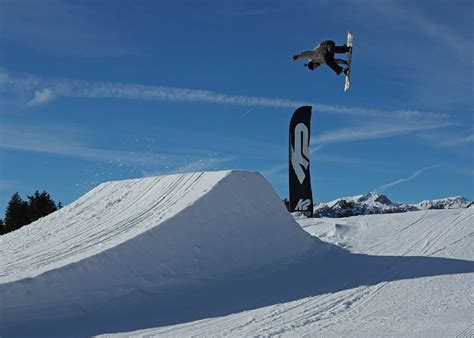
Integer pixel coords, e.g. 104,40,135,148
344,31,353,92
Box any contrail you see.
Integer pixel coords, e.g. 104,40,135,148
0,68,450,122
377,165,439,191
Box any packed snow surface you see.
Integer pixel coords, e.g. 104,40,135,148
103,209,474,337
1,171,473,337
0,170,315,336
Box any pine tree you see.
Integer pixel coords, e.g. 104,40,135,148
27,190,58,223
4,193,29,233
1,191,61,235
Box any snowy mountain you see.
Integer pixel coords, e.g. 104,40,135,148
313,192,472,218
416,196,473,210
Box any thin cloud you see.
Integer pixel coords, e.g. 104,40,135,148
261,163,287,179
240,108,254,118
312,122,451,147
352,0,471,63
0,69,450,122
261,151,375,180
0,123,200,167
421,132,474,148
374,1,470,61
0,0,135,57
311,144,323,153
377,165,439,191
27,88,55,106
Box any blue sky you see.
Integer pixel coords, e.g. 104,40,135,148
0,0,473,212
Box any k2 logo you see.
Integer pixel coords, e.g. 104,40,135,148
295,199,311,211
291,123,310,184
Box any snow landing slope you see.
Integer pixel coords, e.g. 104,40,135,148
107,208,474,337
0,170,315,336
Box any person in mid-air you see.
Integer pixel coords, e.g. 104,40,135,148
292,40,351,75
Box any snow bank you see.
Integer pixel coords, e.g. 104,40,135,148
0,170,315,334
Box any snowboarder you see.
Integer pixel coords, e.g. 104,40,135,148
292,40,351,76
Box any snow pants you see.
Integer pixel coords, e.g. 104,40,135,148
324,40,350,75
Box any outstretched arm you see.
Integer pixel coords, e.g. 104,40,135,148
292,50,314,61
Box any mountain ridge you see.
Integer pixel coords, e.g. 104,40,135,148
313,192,472,218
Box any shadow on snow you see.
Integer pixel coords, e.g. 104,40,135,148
8,241,474,337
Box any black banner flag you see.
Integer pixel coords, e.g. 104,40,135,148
289,106,313,216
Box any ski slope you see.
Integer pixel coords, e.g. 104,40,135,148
1,170,473,337
0,170,315,337
103,209,474,337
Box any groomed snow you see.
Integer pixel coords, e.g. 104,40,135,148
0,170,316,336
1,171,472,337
102,209,474,337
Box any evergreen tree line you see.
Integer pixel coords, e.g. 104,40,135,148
0,191,62,235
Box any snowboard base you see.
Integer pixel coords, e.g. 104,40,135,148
344,32,353,92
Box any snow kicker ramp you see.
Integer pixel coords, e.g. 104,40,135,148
0,170,315,335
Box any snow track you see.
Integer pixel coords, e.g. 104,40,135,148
1,172,472,337
0,170,315,336
303,209,473,259
2,172,221,282
107,208,474,337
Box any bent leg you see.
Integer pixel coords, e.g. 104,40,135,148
335,58,348,65
324,52,343,74
331,45,351,53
